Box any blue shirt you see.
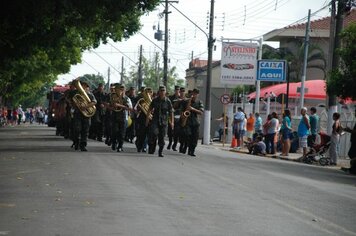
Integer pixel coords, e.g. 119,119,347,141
254,116,262,131
234,111,245,130
281,116,291,131
298,115,310,137
309,114,319,135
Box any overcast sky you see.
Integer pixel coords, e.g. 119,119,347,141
56,0,330,85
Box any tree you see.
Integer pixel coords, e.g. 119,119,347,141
77,74,106,90
327,22,356,100
126,54,184,93
0,0,160,104
262,42,327,83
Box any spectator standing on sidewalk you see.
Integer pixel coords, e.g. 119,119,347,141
329,112,342,166
254,112,263,140
272,112,280,154
344,109,356,174
37,109,45,125
308,107,319,147
17,105,23,125
264,112,278,155
12,109,18,126
215,113,228,142
280,109,292,156
246,113,255,142
233,107,245,149
298,107,310,158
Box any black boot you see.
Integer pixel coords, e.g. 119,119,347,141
148,145,155,154
111,142,116,151
80,142,87,152
167,142,171,150
74,140,79,150
181,146,187,154
172,142,177,151
189,147,196,157
158,146,164,157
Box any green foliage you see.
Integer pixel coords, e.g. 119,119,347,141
126,54,184,94
262,42,327,83
327,23,356,100
0,0,160,105
77,74,106,90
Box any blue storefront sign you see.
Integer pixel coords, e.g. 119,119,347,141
257,60,287,81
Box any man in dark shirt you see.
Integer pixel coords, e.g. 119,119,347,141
71,81,97,151
167,85,181,150
146,85,173,157
110,84,132,152
182,88,204,157
308,107,319,147
135,87,152,153
92,83,106,142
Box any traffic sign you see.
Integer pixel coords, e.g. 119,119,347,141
220,94,231,104
257,60,287,81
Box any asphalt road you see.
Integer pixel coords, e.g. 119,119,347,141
0,125,355,236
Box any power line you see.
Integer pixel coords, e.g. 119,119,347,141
106,42,138,64
89,50,122,74
82,59,102,75
138,31,164,52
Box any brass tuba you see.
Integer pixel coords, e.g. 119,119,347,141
137,88,152,120
180,96,192,127
72,80,96,118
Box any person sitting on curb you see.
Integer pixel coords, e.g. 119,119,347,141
247,136,266,156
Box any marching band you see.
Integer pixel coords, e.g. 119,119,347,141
60,79,204,157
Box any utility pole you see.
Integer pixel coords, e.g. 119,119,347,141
163,0,169,87
327,0,348,134
299,9,311,111
107,67,110,92
120,56,124,85
155,52,160,90
255,38,263,113
138,45,143,90
203,0,215,145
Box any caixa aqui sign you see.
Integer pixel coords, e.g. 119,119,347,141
257,60,287,82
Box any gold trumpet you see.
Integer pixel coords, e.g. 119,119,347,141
72,80,96,118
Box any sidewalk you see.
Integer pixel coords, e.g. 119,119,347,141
208,140,351,169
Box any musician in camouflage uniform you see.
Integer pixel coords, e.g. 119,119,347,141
104,84,115,146
146,86,173,157
91,83,106,142
181,88,204,157
71,81,97,151
167,85,180,150
111,84,132,152
135,87,152,152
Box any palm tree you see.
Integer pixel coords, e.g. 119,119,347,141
263,41,327,83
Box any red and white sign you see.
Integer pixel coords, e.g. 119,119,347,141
220,42,258,85
220,94,231,105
